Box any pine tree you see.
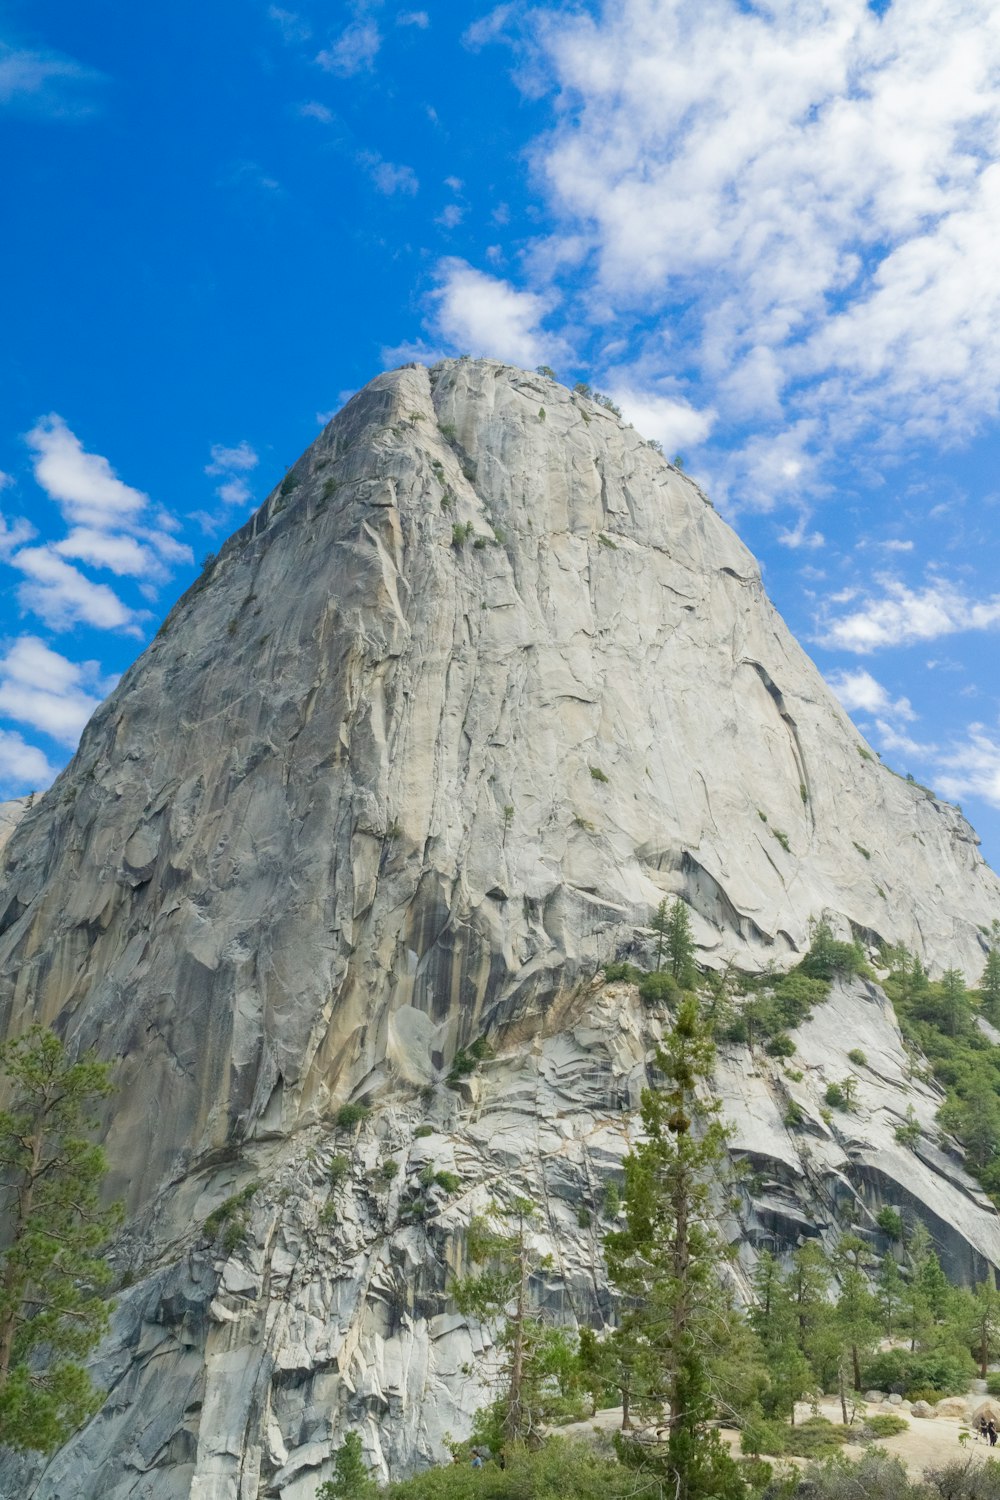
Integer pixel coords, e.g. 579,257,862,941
665,900,698,989
877,1254,905,1339
748,1252,812,1423
938,969,969,1037
833,1238,879,1391
317,1432,376,1500
0,1027,122,1453
605,996,744,1499
966,1280,1000,1379
453,1197,558,1448
981,924,1000,1025
651,898,670,974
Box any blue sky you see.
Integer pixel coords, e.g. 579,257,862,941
3,0,1000,876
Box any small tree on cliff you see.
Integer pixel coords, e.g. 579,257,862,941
0,1027,122,1452
605,995,745,1500
453,1197,570,1449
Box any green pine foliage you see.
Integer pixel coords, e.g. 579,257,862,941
605,996,747,1499
882,946,1000,1201
318,1431,378,1499
0,1027,123,1453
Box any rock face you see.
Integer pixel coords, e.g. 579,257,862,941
1,359,999,1497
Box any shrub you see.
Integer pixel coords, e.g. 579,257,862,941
451,522,474,547
603,961,642,983
863,1347,974,1397
784,1100,805,1127
825,1082,847,1109
985,1373,1000,1395
335,1103,370,1130
375,1159,400,1186
589,765,610,783
535,365,557,379
414,1125,434,1139
602,1181,620,1218
329,1154,351,1187
279,472,298,496
433,1170,461,1194
876,1206,903,1240
577,1204,591,1228
848,1048,868,1067
894,1105,921,1147
923,1460,1000,1500
203,1181,258,1241
638,970,680,1007
765,1032,796,1058
862,1412,908,1438
772,828,791,853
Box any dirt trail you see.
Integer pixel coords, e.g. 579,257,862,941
558,1397,998,1481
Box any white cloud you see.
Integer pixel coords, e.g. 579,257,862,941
0,729,55,792
826,667,915,723
818,576,1000,654
11,547,141,634
204,439,258,511
428,259,561,368
397,10,429,27
0,471,10,490
206,441,258,475
606,383,715,453
317,21,381,76
54,527,167,579
509,0,1000,505
27,414,148,531
436,203,464,229
0,636,105,746
777,515,825,551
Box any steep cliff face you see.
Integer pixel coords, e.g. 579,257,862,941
1,360,999,1498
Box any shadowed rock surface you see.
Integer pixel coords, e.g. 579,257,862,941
1,360,999,1498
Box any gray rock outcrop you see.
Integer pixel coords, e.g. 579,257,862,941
1,359,999,1497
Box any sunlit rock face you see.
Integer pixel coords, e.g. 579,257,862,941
1,360,999,1498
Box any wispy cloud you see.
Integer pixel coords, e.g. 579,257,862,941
299,100,334,124
396,10,429,28
267,7,311,45
317,21,381,77
936,726,1000,811
0,39,103,118
359,153,419,196
818,575,1000,654
204,440,258,516
777,514,825,551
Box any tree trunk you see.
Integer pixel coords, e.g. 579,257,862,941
852,1342,862,1391
838,1362,849,1426
0,1132,42,1380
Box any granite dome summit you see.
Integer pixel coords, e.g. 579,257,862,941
1,359,999,1498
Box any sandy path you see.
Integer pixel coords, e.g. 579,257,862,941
558,1397,998,1481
